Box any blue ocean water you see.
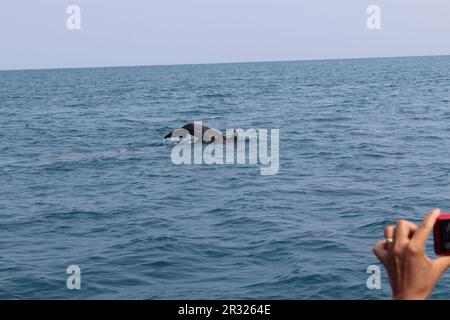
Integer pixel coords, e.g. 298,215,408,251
1,56,450,299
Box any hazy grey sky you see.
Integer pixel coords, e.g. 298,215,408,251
0,0,449,70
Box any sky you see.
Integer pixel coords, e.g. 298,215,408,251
0,0,449,70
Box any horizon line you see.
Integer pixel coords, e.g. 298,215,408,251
1,53,449,72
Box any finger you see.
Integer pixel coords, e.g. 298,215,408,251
412,208,441,248
384,225,395,250
394,220,418,246
434,257,450,275
373,240,388,265
384,225,395,239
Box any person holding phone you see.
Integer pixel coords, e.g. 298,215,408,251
373,208,450,300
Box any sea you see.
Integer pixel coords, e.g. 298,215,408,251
1,55,450,299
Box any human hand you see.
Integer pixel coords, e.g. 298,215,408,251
373,208,450,300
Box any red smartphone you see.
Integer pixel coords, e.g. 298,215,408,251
434,214,450,256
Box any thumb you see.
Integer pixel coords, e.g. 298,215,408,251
435,256,450,273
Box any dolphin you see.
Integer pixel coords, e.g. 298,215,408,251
164,123,237,144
